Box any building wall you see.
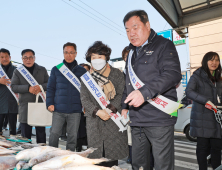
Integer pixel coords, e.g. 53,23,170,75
188,17,222,73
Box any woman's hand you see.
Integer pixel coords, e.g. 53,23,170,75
97,109,111,121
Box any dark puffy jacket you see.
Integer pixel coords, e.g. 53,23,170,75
0,62,18,114
186,68,222,138
46,61,86,113
121,29,182,127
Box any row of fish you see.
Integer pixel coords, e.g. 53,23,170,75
0,138,126,170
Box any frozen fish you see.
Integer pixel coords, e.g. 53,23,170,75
0,139,16,148
32,154,108,170
0,156,18,170
21,143,46,149
0,146,16,155
16,161,27,170
16,146,59,161
28,147,97,167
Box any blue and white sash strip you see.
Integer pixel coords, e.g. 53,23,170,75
0,65,19,103
57,63,81,92
17,65,46,102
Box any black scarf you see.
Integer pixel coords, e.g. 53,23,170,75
63,59,77,71
23,63,35,75
2,62,12,72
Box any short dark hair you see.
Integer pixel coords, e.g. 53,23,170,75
0,48,10,56
63,42,77,51
85,41,111,63
123,10,149,26
201,51,221,82
21,49,35,56
80,63,91,70
122,46,130,61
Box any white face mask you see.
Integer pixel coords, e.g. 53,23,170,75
91,59,106,70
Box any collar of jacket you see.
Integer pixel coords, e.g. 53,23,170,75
1,61,12,71
63,59,78,71
127,28,156,51
195,67,217,87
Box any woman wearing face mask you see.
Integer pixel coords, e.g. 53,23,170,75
186,52,222,170
80,41,128,167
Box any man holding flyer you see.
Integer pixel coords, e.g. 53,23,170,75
11,49,49,143
0,48,18,136
47,42,86,151
121,10,182,170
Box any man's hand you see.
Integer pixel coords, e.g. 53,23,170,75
124,90,145,107
33,85,41,95
29,85,42,95
0,76,11,86
48,105,54,112
29,86,36,94
97,109,111,121
121,109,128,119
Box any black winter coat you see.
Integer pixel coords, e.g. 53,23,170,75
121,29,181,127
186,68,222,139
0,62,18,114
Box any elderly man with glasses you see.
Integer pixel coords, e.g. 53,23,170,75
46,42,86,151
11,49,49,143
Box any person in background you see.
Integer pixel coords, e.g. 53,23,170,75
121,46,132,164
0,48,18,136
186,51,222,170
75,63,91,152
11,49,48,143
47,42,86,151
80,41,128,167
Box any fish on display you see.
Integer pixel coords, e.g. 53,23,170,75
16,161,27,170
16,146,59,161
58,165,115,170
75,147,97,157
32,154,109,170
0,146,16,155
0,156,18,170
21,143,46,149
9,145,24,151
0,139,16,148
28,147,97,167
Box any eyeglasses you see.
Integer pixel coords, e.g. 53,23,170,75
64,51,76,55
22,56,35,61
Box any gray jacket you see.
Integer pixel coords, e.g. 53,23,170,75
186,68,222,138
0,62,18,114
11,63,49,123
80,66,128,160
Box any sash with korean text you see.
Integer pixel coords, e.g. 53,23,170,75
127,50,183,117
56,63,81,92
0,65,19,103
81,72,127,132
17,65,46,102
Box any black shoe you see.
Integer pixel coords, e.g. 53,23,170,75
16,130,21,134
126,156,132,164
60,136,67,141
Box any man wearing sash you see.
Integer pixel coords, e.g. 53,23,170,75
0,48,18,136
11,49,49,143
121,10,181,170
46,42,86,151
